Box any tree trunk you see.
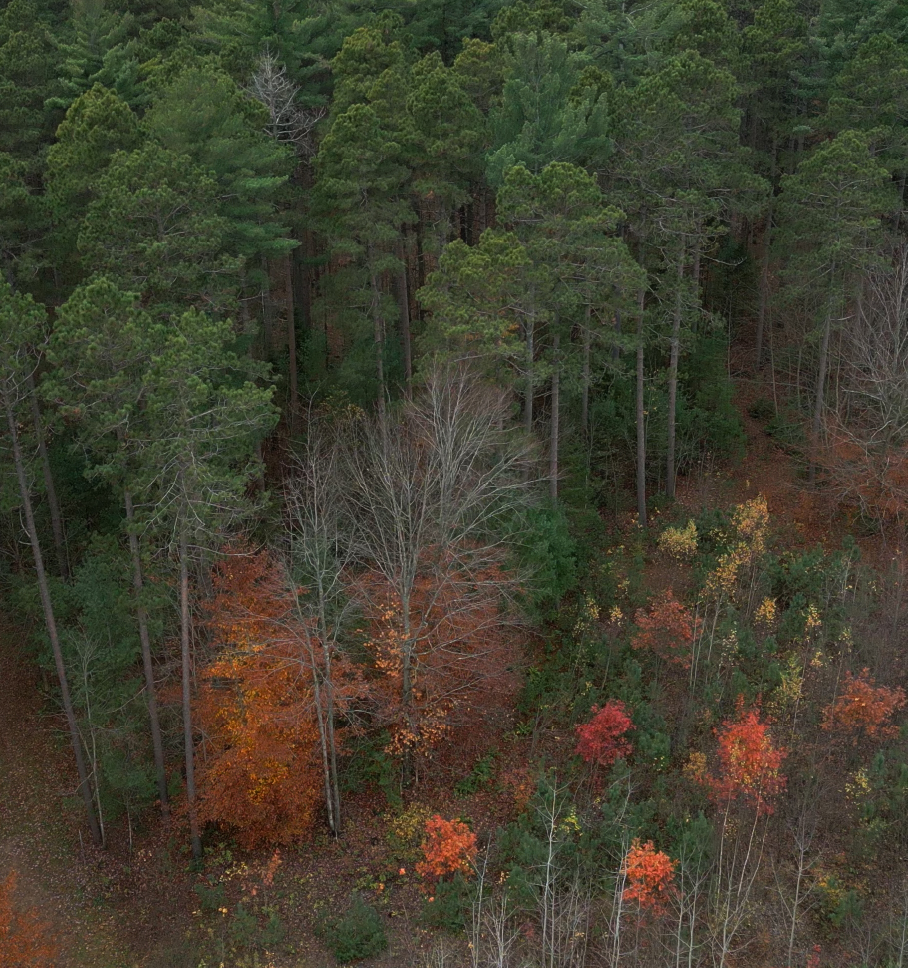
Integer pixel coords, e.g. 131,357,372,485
367,249,388,433
396,236,412,393
808,294,836,484
636,286,647,527
581,304,591,435
549,333,560,502
666,251,685,500
4,390,102,846
286,252,299,436
755,204,773,370
124,485,169,816
524,293,535,434
179,530,202,859
260,255,273,354
27,377,68,580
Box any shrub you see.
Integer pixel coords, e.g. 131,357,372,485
574,700,633,769
320,894,387,964
416,816,478,884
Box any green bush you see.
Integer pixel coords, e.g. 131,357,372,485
320,894,388,964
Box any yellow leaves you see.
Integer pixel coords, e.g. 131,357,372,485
703,495,770,604
684,751,707,783
755,597,777,626
657,519,698,559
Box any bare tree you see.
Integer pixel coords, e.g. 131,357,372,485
820,243,908,532
338,363,535,781
246,51,325,158
283,412,360,835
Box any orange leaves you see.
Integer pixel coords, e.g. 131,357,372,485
195,548,323,847
822,668,906,741
574,700,633,769
701,698,787,816
621,840,677,915
0,872,57,968
415,816,478,885
632,590,698,668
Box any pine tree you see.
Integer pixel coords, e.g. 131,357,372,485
776,129,897,481
78,142,237,312
486,31,610,187
134,308,277,857
312,103,415,420
45,278,172,815
0,280,103,846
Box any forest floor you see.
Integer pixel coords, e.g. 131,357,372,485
0,360,891,968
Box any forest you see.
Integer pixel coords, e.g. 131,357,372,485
2,0,908,965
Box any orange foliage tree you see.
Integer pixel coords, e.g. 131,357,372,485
415,816,478,885
0,872,57,968
574,701,633,769
357,557,522,766
702,698,787,816
822,668,906,741
621,839,677,915
195,549,327,847
632,589,699,668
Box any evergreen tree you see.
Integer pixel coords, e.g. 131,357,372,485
486,31,611,187
0,280,102,846
776,129,898,480
312,103,414,419
45,278,172,814
134,308,277,857
78,143,237,312
0,0,62,164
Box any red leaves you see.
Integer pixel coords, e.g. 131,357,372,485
632,589,698,668
822,668,906,741
0,872,57,968
357,556,521,762
703,698,787,816
574,700,633,769
415,816,478,885
621,839,677,915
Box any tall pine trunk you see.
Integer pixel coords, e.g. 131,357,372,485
549,333,560,501
286,252,299,436
4,389,102,846
808,275,837,484
755,201,774,371
367,245,388,432
666,250,685,500
123,484,169,816
27,373,68,579
179,529,202,859
581,304,591,435
636,286,648,527
396,235,412,393
524,289,535,434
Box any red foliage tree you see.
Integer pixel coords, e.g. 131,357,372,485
415,816,478,885
0,872,57,968
574,700,633,769
631,589,698,668
357,556,522,765
195,549,326,847
822,668,906,741
704,698,787,815
621,839,677,915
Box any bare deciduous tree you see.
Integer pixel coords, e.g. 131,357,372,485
338,363,535,781
247,52,325,158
